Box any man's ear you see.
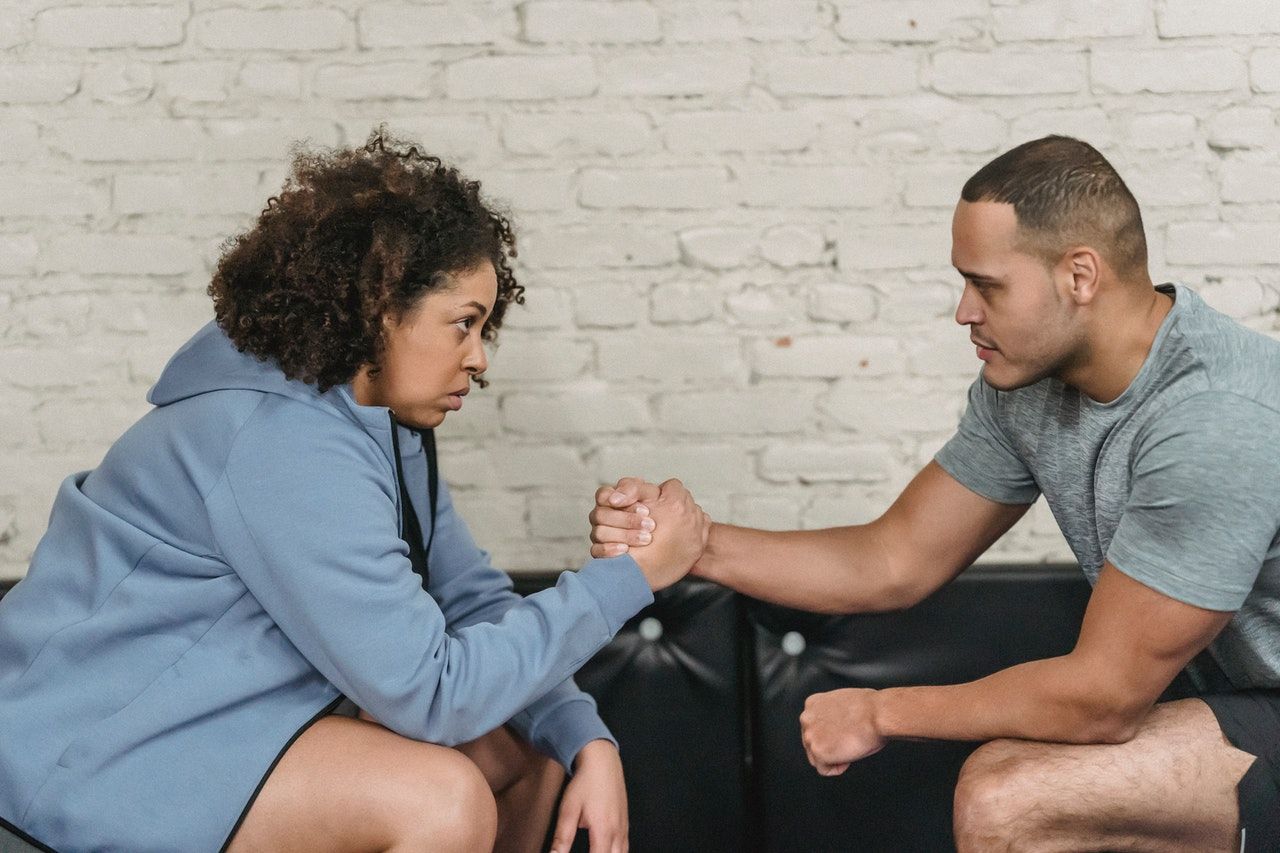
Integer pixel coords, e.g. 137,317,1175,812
1062,246,1101,306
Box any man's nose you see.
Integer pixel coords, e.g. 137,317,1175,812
954,284,982,326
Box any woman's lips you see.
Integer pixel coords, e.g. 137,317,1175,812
446,394,464,411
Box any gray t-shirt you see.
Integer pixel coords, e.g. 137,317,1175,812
935,283,1280,690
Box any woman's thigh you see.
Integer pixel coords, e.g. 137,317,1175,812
226,716,496,853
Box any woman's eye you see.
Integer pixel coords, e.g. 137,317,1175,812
453,317,473,333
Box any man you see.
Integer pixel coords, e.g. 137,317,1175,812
590,136,1280,852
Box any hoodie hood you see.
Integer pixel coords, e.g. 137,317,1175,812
147,320,388,433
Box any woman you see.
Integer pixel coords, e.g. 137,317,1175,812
0,131,708,853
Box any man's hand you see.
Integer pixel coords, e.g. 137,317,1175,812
550,739,629,853
590,477,709,591
799,688,887,776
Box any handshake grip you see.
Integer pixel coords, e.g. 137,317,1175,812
589,478,711,592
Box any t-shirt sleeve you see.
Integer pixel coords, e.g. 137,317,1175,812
934,377,1040,505
1107,392,1280,612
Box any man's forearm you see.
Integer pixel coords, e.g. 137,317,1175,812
689,463,1029,613
694,521,917,613
873,655,1149,746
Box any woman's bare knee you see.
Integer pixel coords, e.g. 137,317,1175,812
375,743,497,852
229,717,497,853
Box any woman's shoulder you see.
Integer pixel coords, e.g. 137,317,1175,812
220,390,393,479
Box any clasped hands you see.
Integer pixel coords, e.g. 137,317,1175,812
588,477,711,591
589,477,887,775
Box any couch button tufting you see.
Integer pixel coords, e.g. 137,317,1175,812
781,631,805,656
638,616,664,641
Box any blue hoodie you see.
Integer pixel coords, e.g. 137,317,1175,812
0,321,653,852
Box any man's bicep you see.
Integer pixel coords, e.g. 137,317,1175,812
1109,394,1280,612
876,461,1032,591
1076,563,1234,707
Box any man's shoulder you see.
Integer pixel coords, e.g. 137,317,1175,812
1139,389,1280,447
1165,286,1280,406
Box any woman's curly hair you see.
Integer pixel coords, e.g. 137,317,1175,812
209,128,523,391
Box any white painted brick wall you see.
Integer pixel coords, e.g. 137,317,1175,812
764,55,919,97
601,52,751,96
522,1,661,44
35,6,185,49
4,0,1280,579
358,4,509,47
1252,48,1280,90
447,54,597,99
1090,47,1248,94
932,50,1087,95
1157,0,1280,37
192,9,352,52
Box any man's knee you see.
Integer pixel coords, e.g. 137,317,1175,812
954,740,1048,852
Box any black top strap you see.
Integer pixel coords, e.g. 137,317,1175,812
389,418,437,592
422,427,439,560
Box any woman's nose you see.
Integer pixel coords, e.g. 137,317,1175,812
464,337,488,375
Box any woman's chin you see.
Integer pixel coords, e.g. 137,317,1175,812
394,408,447,430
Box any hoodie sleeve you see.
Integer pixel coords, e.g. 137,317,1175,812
203,397,653,747
425,476,617,770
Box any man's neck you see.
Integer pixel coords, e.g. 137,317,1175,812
1059,279,1172,404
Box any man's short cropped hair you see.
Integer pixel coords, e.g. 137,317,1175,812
961,135,1148,279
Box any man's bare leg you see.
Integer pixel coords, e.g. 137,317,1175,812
456,726,565,853
227,715,497,853
953,699,1256,853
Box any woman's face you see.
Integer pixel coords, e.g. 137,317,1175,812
353,262,497,429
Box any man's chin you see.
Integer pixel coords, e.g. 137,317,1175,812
979,363,1040,393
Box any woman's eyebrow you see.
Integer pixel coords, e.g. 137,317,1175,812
458,300,489,318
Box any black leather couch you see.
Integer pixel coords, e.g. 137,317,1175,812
2,564,1101,852
512,564,1102,853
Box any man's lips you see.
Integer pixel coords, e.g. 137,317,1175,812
971,339,997,361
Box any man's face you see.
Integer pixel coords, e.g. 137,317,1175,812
950,200,1082,391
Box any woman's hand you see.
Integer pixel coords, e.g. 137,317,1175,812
550,739,629,853
589,477,662,558
590,477,711,591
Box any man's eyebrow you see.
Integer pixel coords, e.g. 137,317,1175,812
459,300,489,318
955,267,999,283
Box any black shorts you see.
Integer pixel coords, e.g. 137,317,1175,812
1201,689,1280,852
